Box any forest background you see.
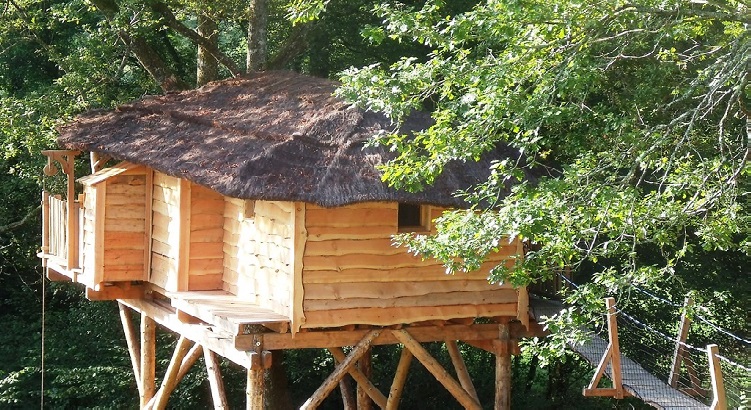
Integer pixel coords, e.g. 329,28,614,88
0,0,747,408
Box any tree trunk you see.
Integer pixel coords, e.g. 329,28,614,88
247,0,268,72
90,0,186,92
197,13,219,86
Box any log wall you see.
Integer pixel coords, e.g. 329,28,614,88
80,185,98,286
102,174,147,282
151,172,180,290
301,203,520,328
187,184,224,290
222,198,295,317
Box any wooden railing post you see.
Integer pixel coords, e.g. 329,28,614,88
707,344,727,410
669,297,694,388
41,191,50,258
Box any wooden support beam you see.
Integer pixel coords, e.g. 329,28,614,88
87,282,144,301
118,302,143,396
495,321,511,410
707,344,727,410
392,330,481,410
446,340,479,404
140,314,156,408
669,297,694,388
240,323,513,351
301,330,382,410
328,347,387,409
204,348,229,410
176,343,204,382
149,336,193,410
357,347,373,410
385,348,413,410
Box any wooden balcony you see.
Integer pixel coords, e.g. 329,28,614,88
40,190,85,283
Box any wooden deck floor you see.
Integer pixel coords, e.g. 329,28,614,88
167,290,291,335
529,297,708,410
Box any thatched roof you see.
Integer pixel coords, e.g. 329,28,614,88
58,71,527,208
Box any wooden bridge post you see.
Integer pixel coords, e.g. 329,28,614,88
669,297,695,388
707,344,727,410
583,297,626,399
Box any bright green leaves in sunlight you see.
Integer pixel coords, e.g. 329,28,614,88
336,0,749,355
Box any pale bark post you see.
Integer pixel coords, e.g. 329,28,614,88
357,347,373,410
246,334,266,410
669,297,694,388
140,314,156,407
707,344,727,410
495,320,511,410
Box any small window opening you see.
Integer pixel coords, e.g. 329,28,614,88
398,203,428,232
244,200,256,219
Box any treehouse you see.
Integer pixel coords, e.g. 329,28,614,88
39,71,542,409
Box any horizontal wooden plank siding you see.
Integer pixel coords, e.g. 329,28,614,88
102,174,147,282
301,202,522,328
222,198,295,318
150,172,179,290
188,183,224,291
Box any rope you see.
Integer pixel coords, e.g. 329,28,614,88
555,272,751,347
40,175,46,409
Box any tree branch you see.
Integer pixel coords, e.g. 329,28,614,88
0,204,41,233
147,0,243,77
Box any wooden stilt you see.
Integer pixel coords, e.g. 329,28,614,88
339,375,356,410
583,297,627,399
446,340,479,404
150,337,192,410
118,302,143,396
385,348,413,410
357,348,373,410
328,347,387,408
392,330,481,410
204,348,229,409
494,321,511,410
140,314,156,408
176,343,203,382
301,330,382,410
246,334,266,410
707,344,727,410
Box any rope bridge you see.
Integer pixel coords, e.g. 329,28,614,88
529,278,749,410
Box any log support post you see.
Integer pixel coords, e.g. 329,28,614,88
357,348,373,410
447,340,479,405
707,344,727,410
301,330,381,410
392,329,481,410
246,334,271,410
118,303,143,396
328,347,387,408
495,320,511,410
204,348,229,409
149,336,192,409
385,348,413,410
140,313,156,408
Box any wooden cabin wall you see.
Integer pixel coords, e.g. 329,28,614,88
301,203,520,328
102,174,147,282
222,198,295,317
151,172,180,290
187,184,224,290
80,185,98,287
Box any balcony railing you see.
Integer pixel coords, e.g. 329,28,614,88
41,190,81,272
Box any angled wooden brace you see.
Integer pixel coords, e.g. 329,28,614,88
301,329,382,410
392,329,482,410
328,347,387,408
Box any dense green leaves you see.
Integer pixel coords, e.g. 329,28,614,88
337,0,749,359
